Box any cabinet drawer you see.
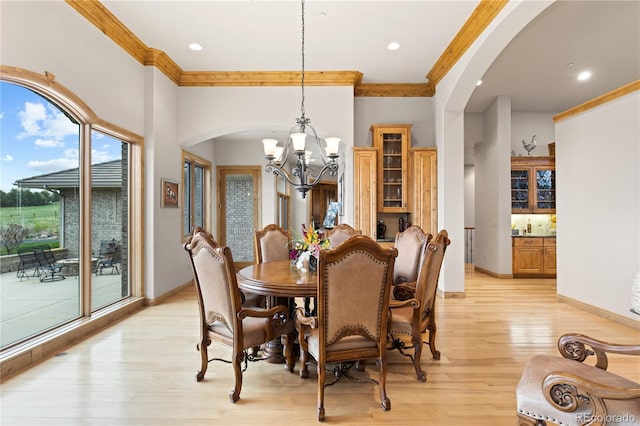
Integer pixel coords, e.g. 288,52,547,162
543,237,556,247
513,237,543,247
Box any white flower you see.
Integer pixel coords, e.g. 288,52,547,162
296,250,311,273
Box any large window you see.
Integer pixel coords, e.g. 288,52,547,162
182,151,211,237
0,68,143,361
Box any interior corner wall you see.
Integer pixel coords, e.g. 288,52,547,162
145,67,183,300
555,92,640,321
473,96,512,275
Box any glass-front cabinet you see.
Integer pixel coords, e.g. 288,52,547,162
511,157,555,213
371,124,411,212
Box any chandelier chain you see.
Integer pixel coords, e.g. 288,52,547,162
300,0,306,122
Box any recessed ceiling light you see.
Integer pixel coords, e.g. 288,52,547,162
387,42,400,51
577,70,591,81
189,43,203,51
476,80,482,86
318,12,327,17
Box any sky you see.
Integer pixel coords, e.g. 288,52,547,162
0,81,122,193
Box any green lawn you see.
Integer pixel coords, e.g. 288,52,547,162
0,203,60,255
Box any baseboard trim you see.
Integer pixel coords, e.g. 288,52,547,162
437,288,466,298
473,265,513,279
557,294,640,330
145,280,193,306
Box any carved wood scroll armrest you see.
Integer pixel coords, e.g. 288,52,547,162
238,305,290,327
295,307,317,329
393,281,417,301
542,371,640,422
389,298,420,310
558,333,640,370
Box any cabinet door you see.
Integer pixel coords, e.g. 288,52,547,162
533,166,556,212
354,148,378,238
411,148,437,234
372,125,410,212
513,247,544,274
543,237,557,274
511,167,531,212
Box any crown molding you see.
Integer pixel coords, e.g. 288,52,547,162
426,0,508,86
355,83,434,97
67,0,502,98
180,71,363,87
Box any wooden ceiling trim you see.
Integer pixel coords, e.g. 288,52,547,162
354,83,434,97
553,80,640,122
144,49,183,85
66,0,149,66
179,71,363,87
426,0,508,86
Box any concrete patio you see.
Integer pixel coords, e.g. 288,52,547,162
0,267,126,348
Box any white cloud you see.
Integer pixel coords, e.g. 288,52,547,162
17,101,78,144
28,158,78,173
92,149,114,164
2,154,13,162
35,138,65,148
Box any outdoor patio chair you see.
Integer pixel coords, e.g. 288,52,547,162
17,247,41,281
33,246,65,282
96,239,120,275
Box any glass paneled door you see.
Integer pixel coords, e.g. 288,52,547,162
217,166,261,270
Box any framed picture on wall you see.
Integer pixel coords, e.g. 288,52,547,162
161,178,180,208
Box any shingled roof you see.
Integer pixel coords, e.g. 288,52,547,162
13,160,123,189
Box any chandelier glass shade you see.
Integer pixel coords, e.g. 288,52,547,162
262,0,340,199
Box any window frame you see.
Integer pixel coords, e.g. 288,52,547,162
182,150,212,239
0,66,144,377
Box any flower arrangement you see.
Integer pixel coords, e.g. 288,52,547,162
289,224,330,273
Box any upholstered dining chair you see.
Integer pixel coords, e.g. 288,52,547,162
516,333,640,426
325,223,362,248
296,235,397,421
253,224,291,308
254,224,291,263
392,225,432,298
184,227,295,403
388,229,450,382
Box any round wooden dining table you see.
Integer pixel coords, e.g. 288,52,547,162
236,260,317,298
237,260,317,365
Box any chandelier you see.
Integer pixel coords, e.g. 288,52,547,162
262,0,340,199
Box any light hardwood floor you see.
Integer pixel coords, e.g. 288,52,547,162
1,266,638,425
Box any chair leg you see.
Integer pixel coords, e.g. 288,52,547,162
411,334,427,382
426,322,441,360
378,353,391,411
195,338,211,381
317,361,326,421
229,349,243,403
282,332,295,373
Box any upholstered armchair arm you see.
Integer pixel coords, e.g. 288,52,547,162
557,333,640,370
542,371,640,421
238,305,290,327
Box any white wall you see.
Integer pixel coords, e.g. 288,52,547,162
511,112,556,157
473,96,512,274
0,1,145,135
555,92,640,321
145,68,183,299
354,98,435,147
179,85,355,237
